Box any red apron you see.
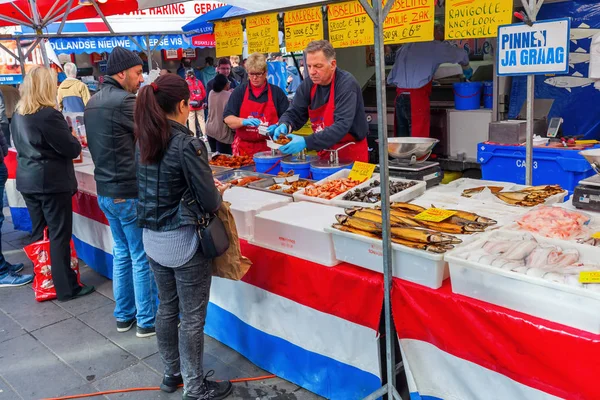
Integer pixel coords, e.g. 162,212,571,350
232,84,278,157
309,73,368,163
394,81,432,138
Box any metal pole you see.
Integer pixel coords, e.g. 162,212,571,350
491,41,498,122
15,39,26,80
524,0,539,185
91,0,115,34
10,2,34,25
27,0,50,67
57,0,75,35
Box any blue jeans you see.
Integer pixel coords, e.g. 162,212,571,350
98,196,157,328
0,162,7,274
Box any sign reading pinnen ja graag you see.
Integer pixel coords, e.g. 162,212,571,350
497,18,570,76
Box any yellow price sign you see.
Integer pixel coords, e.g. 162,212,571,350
348,161,377,182
327,1,374,49
284,7,324,52
592,232,600,239
414,208,457,222
247,13,280,54
383,0,435,44
445,0,513,39
579,271,600,284
214,20,243,58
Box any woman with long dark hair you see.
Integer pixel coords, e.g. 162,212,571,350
135,74,232,400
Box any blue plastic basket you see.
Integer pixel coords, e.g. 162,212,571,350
477,143,597,195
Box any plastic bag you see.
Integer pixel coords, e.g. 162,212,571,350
23,228,81,302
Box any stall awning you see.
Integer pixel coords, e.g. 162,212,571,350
48,33,205,54
181,5,249,35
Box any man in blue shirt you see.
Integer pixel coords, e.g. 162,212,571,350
387,20,473,137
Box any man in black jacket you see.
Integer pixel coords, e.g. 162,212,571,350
84,47,157,338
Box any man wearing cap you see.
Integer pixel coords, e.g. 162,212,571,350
387,20,472,137
84,46,157,339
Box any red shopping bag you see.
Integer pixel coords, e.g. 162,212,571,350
23,229,82,302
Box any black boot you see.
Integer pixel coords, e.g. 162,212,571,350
182,370,233,400
160,373,183,393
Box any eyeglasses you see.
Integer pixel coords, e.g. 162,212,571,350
249,72,265,77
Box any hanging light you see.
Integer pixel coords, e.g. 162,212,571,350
78,0,94,5
97,0,108,3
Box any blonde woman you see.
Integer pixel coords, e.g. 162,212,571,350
11,66,94,301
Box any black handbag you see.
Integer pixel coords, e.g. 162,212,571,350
179,137,229,258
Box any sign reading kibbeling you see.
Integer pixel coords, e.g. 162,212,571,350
497,18,571,76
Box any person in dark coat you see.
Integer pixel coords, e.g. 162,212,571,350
11,66,94,301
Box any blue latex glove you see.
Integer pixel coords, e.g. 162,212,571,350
463,66,474,80
279,134,306,155
242,118,261,127
267,123,288,140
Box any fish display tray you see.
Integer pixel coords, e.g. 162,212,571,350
210,165,233,175
292,169,380,205
210,154,255,171
446,230,600,334
247,177,315,198
329,177,426,209
212,169,271,185
251,202,344,267
223,186,292,240
324,227,448,289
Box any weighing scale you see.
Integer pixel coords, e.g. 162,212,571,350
376,137,443,188
573,149,600,211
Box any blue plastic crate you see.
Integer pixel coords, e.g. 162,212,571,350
477,143,596,195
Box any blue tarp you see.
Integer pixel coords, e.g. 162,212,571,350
509,1,600,139
48,34,194,55
182,5,249,35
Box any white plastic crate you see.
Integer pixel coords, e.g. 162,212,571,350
293,169,379,205
329,177,426,209
446,230,600,334
251,202,344,266
325,227,447,289
223,186,292,240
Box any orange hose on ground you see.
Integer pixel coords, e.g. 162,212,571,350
41,374,277,400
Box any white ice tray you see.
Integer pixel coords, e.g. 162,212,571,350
329,177,426,209
325,227,448,289
251,201,344,266
223,186,292,240
292,169,379,205
446,230,600,334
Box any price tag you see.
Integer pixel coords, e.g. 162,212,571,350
414,208,457,223
579,271,600,284
214,20,243,58
327,1,374,49
284,7,324,52
247,13,280,54
348,161,376,182
383,0,435,44
592,232,600,239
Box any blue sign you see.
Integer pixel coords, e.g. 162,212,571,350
497,18,571,76
49,34,193,55
0,75,22,84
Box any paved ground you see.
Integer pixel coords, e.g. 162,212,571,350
0,211,323,400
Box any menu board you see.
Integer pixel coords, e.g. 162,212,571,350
284,7,324,52
445,0,513,39
383,0,435,44
247,13,280,54
327,1,374,49
214,20,243,58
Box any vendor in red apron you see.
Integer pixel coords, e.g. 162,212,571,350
223,52,289,156
267,40,369,162
388,21,472,138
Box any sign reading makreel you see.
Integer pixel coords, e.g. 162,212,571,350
445,0,513,39
497,18,570,76
284,7,323,52
214,19,243,58
247,13,280,54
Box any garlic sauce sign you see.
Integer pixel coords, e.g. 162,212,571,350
497,18,570,76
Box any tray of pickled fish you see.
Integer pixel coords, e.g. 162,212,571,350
249,177,314,197
212,169,271,187
325,202,497,289
330,177,426,208
446,229,600,334
210,154,255,170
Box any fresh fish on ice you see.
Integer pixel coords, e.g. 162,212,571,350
512,266,530,274
483,240,515,255
543,272,566,284
547,248,580,267
525,245,558,268
503,240,538,261
491,258,511,268
500,261,524,271
570,23,600,44
526,268,547,278
569,48,590,68
544,72,600,93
